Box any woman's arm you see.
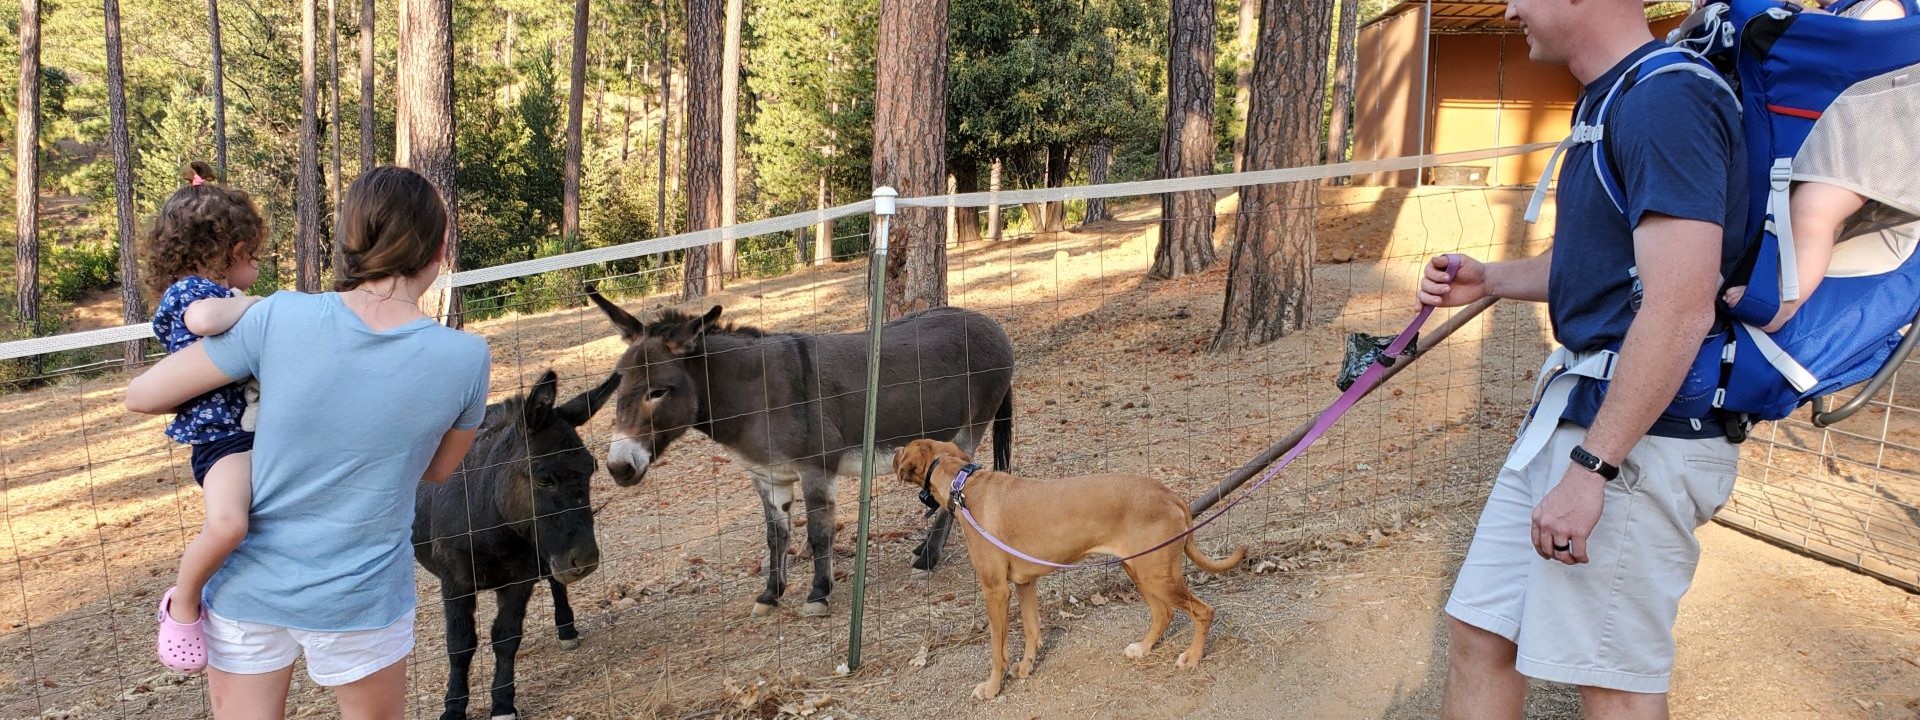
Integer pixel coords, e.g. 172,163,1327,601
422,427,478,484
125,343,243,415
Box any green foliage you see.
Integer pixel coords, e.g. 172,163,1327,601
42,240,119,303
948,0,1165,190
4,0,1184,339
744,0,876,221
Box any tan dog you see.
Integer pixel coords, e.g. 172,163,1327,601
894,439,1246,700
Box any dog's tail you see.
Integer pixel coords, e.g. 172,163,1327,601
1184,536,1247,574
991,389,1013,471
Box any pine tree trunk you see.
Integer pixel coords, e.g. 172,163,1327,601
637,59,652,164
814,173,832,266
1043,143,1068,235
622,51,634,161
105,0,144,363
359,0,374,172
398,0,460,326
565,0,588,244
1085,141,1112,223
953,159,982,246
987,158,1002,240
1213,0,1332,351
656,5,670,233
297,0,322,291
719,0,743,280
1323,0,1361,183
394,0,410,163
1231,0,1256,173
874,0,949,318
1152,0,1218,280
504,10,515,66
16,0,39,339
683,0,722,299
207,0,228,176
327,0,343,273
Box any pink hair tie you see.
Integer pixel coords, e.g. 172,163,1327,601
190,173,206,187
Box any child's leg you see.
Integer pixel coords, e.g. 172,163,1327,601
171,452,252,623
1766,183,1868,331
1860,0,1909,19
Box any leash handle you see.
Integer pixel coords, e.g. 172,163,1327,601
949,255,1465,570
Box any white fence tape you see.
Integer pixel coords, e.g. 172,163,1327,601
0,143,1554,363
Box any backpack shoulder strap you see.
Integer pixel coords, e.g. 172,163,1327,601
1522,46,1739,223
1588,48,1741,216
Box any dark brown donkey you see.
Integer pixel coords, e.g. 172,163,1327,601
588,287,1014,617
413,369,619,720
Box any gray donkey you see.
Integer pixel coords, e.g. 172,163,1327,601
588,287,1014,617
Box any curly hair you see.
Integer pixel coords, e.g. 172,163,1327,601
141,161,269,298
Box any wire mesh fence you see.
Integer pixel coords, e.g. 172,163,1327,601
1717,366,1920,593
1,144,1910,719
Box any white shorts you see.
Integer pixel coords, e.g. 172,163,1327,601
1445,422,1738,694
203,608,415,687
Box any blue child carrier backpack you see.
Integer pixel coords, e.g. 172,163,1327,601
1525,0,1920,438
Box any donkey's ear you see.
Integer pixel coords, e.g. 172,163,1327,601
588,285,647,343
663,305,724,355
524,370,560,427
556,370,621,426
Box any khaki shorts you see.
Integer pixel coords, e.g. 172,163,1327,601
1445,422,1738,693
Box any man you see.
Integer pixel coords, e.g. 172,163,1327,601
1417,0,1750,718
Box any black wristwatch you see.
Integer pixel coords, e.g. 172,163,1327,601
1570,445,1620,481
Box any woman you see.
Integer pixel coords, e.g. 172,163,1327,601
126,166,492,718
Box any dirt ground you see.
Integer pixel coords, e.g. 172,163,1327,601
2,187,1917,719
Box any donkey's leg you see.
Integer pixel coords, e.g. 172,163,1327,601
548,576,580,650
752,473,797,616
487,580,536,720
913,510,956,572
799,468,840,617
440,591,480,720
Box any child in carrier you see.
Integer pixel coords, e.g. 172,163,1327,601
143,161,269,674
1721,0,1913,331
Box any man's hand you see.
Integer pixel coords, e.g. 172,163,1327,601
1418,254,1486,307
1416,249,1554,308
1532,466,1606,564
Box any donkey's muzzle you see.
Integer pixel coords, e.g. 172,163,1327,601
552,549,600,585
607,437,653,487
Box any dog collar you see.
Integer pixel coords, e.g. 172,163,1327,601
918,459,983,517
917,462,943,518
947,462,983,511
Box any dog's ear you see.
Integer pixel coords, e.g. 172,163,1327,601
895,440,929,485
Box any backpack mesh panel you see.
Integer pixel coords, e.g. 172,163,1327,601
1793,62,1920,277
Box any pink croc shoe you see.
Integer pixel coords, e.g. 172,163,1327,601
155,587,208,674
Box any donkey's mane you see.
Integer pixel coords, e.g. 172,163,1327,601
469,398,529,464
652,308,767,338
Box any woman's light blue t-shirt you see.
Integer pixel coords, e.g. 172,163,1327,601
202,291,490,632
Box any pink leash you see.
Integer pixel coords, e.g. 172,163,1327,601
946,254,1462,570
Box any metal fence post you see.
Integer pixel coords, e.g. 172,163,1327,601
846,186,896,671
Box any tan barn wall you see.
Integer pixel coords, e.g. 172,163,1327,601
1361,12,1692,188
1426,34,1575,187
1424,16,1690,187
1354,7,1427,186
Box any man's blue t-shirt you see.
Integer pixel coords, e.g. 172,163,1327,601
1550,41,1750,439
202,291,491,631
